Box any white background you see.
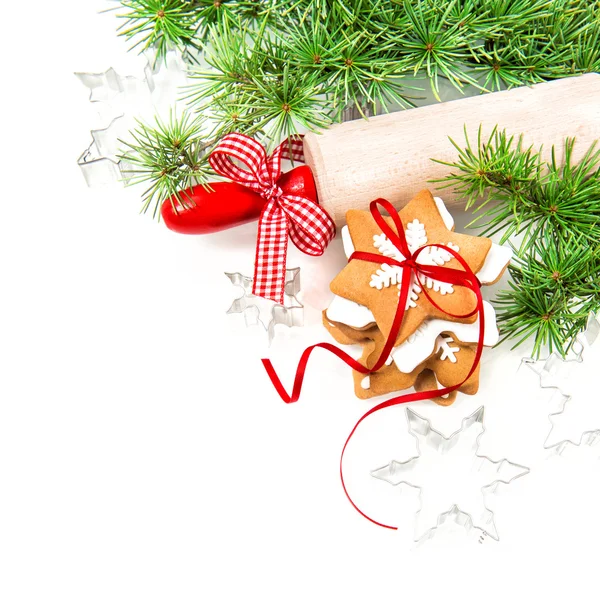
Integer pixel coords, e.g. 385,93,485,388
1,2,600,598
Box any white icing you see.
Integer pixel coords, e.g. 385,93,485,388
477,243,513,284
361,376,371,390
435,335,460,363
392,301,499,373
433,196,454,230
370,262,406,290
404,219,428,251
407,327,426,343
326,295,375,329
341,225,355,259
370,263,423,309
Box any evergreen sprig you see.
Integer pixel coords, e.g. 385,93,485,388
117,0,203,62
184,19,332,145
117,1,600,140
118,111,212,218
434,127,600,357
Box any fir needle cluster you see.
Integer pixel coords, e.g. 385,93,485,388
434,127,600,358
117,0,600,107
119,111,211,218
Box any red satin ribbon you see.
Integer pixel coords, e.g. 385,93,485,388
262,198,485,529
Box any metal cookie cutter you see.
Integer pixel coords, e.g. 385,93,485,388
372,407,529,541
523,312,600,449
76,50,187,186
76,61,153,186
225,268,303,344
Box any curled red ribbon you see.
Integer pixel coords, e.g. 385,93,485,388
209,133,336,304
262,198,485,529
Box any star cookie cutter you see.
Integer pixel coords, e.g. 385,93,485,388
76,50,187,186
225,267,304,344
523,312,600,449
76,60,153,186
76,115,128,187
372,407,529,541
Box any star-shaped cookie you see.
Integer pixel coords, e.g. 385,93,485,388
329,190,493,345
323,316,480,406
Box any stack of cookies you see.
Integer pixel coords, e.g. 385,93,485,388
323,190,511,406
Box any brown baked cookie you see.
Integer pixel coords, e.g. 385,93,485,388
323,314,480,404
414,370,458,406
322,314,423,400
354,331,480,402
329,189,493,346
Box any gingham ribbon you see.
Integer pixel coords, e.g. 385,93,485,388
209,133,336,304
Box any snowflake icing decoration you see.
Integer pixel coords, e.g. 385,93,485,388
369,219,459,309
436,335,460,363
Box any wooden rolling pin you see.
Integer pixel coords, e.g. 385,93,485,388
303,74,600,226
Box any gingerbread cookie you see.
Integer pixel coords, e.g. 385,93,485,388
323,315,480,405
329,190,493,345
414,370,457,406
352,331,480,405
390,300,498,374
328,190,512,347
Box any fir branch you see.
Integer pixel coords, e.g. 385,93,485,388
182,18,256,108
185,19,332,144
118,111,212,218
494,236,597,358
118,0,600,138
433,126,600,357
432,128,600,247
191,0,280,41
394,1,487,101
477,0,554,26
569,22,600,73
433,126,541,217
243,63,330,147
281,3,415,118
117,0,202,62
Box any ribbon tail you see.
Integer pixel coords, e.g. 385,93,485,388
261,358,296,404
252,202,289,304
262,342,372,405
371,262,413,372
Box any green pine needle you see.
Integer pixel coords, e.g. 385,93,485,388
433,126,600,357
118,0,600,130
118,111,212,219
117,0,202,62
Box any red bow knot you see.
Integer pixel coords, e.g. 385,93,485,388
399,257,417,270
264,184,283,202
209,133,336,304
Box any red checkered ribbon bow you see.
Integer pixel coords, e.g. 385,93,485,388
209,133,336,304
